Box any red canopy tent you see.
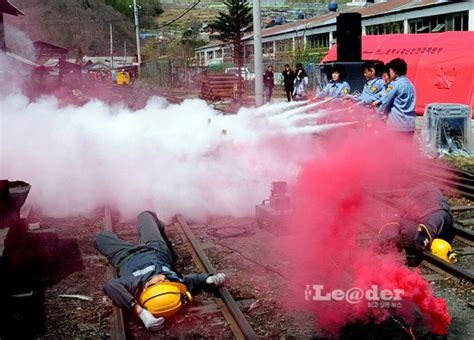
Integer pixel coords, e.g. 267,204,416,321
322,32,474,116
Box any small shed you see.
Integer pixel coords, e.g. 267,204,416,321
33,41,68,65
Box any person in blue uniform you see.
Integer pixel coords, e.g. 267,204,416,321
316,64,350,99
370,66,391,120
349,60,385,105
373,58,416,135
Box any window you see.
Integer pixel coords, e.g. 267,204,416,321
275,39,292,53
366,21,403,35
263,41,274,55
307,33,330,49
432,23,445,32
408,11,468,34
215,49,223,59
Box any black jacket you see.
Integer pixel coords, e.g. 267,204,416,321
282,69,295,88
263,70,274,88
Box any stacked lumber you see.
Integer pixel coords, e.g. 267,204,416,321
200,73,245,101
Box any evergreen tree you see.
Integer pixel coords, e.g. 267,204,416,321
212,0,253,100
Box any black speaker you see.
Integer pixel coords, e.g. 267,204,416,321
337,13,362,62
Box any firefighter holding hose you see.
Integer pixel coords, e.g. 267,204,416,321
95,211,226,331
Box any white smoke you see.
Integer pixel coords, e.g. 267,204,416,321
0,91,322,221
5,27,36,61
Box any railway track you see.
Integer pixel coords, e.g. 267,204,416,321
415,165,474,282
103,209,257,340
415,162,474,200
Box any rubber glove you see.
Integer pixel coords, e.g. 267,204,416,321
138,309,165,331
206,273,226,288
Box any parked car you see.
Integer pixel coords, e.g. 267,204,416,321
224,67,255,80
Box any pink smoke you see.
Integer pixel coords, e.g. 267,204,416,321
275,127,451,335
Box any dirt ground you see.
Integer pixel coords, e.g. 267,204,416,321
2,200,472,339
17,214,466,339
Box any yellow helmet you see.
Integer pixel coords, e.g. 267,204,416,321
139,281,192,318
430,239,458,264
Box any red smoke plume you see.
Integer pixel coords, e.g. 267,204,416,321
275,127,451,335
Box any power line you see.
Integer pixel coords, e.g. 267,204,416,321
156,0,201,30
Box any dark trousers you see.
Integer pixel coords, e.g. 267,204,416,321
264,86,273,103
400,209,455,243
285,86,294,102
95,211,177,270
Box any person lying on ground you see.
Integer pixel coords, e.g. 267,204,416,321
378,182,455,266
95,211,226,331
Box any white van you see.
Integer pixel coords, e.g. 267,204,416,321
224,67,255,80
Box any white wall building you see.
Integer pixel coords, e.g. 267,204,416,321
196,0,474,67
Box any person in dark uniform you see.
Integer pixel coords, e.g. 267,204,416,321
263,65,275,104
282,64,295,102
379,183,455,266
95,211,225,331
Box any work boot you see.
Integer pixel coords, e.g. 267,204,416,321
400,229,422,267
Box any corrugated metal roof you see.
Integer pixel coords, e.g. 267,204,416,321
242,13,338,41
0,0,23,16
355,0,439,17
244,0,444,41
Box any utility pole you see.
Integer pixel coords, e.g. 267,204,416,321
124,41,127,60
253,0,263,107
110,24,114,69
133,0,142,73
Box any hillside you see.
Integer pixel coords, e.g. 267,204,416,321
5,0,136,58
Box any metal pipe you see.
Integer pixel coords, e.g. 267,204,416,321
176,215,257,340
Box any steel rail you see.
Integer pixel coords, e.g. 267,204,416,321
422,250,474,282
453,224,474,241
453,224,474,246
413,168,474,198
175,215,257,340
104,208,127,340
451,205,474,212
